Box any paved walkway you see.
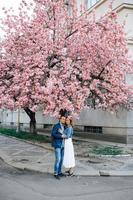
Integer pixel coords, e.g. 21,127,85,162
0,134,133,176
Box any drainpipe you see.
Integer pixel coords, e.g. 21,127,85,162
16,108,20,133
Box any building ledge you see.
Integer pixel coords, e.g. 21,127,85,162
115,3,133,13
127,39,133,45
86,0,133,14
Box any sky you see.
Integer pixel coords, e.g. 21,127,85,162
0,0,22,15
0,0,33,38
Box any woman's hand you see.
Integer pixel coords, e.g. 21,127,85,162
61,134,67,139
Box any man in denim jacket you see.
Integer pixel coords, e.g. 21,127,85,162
51,116,66,179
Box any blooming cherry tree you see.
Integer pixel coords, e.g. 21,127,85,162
0,0,132,133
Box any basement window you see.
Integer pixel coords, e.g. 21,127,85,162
84,126,102,133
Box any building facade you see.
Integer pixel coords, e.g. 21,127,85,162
0,0,133,143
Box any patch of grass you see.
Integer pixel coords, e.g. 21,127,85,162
90,146,123,155
0,127,51,143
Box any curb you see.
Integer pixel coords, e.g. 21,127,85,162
99,170,133,176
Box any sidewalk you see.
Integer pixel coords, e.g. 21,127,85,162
0,134,133,176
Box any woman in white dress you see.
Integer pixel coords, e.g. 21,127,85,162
63,117,75,176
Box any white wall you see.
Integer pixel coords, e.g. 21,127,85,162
76,108,127,127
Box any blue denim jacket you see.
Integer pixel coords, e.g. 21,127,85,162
51,123,64,148
64,126,73,139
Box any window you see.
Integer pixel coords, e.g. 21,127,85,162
84,0,99,9
84,126,102,133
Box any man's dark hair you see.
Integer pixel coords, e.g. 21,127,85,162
59,109,70,117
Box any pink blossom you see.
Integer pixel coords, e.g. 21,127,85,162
0,0,132,118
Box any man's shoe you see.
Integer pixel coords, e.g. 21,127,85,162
58,173,66,177
54,174,60,180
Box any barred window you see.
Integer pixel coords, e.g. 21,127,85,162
84,126,102,133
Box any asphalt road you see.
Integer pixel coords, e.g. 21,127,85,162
0,158,133,200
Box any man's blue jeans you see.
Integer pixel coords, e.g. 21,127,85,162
54,147,64,175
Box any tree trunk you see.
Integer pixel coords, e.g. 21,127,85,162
24,107,37,134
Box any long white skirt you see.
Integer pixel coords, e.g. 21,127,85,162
63,138,75,168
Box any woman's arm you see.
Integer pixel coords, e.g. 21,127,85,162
64,127,73,138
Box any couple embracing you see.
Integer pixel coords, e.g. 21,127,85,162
51,116,75,180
